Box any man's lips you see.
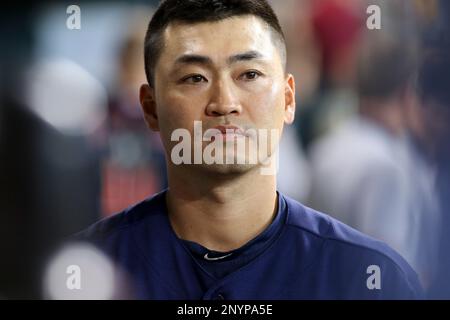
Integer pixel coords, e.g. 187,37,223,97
206,125,248,141
212,125,245,135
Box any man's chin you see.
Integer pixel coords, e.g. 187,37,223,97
194,162,258,175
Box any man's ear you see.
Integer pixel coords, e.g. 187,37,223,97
139,84,160,131
284,74,296,124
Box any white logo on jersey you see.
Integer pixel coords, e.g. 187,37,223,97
203,252,233,261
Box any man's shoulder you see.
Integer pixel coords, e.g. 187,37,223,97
281,194,423,297
75,190,167,241
283,194,412,267
285,195,395,255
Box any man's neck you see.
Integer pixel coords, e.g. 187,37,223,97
165,165,278,252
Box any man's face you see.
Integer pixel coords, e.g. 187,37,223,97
140,15,295,174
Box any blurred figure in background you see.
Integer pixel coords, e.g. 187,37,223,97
0,59,106,299
418,1,450,297
417,48,450,298
307,0,441,286
102,8,167,216
297,0,364,149
270,0,315,202
0,3,109,297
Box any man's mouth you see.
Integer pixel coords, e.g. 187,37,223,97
208,125,247,141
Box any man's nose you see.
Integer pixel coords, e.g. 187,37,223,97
205,80,242,117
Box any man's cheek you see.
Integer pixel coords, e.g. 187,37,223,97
158,109,185,131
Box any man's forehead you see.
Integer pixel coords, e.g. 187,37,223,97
161,15,276,58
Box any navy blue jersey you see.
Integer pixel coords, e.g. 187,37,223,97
77,190,423,299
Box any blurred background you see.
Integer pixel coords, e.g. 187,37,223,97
0,0,449,299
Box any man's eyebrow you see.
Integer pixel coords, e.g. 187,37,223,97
174,51,265,66
227,50,265,64
175,54,212,66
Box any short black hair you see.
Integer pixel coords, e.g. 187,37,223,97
144,0,286,87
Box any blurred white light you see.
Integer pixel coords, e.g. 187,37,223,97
43,242,116,300
26,58,107,136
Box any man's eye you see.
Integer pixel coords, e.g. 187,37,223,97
182,75,207,84
240,71,262,81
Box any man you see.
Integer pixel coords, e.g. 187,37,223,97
77,0,422,299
